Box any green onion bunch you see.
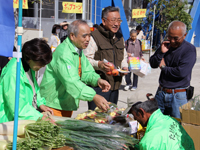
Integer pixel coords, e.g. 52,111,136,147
57,119,139,150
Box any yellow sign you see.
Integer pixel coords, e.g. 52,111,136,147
62,2,82,14
13,0,28,9
132,9,146,18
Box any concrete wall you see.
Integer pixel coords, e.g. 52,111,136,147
22,28,43,43
20,17,93,44
14,28,43,47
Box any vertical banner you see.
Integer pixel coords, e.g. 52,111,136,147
0,0,15,57
132,9,146,18
13,0,28,9
62,2,83,14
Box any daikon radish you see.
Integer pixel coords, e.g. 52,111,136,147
0,135,20,142
0,120,36,136
0,140,9,150
0,124,25,136
0,120,35,126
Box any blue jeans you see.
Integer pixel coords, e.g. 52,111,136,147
155,87,187,119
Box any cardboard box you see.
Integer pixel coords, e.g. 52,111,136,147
182,123,200,150
180,102,200,125
180,101,200,150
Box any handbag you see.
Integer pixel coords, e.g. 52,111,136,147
186,86,194,100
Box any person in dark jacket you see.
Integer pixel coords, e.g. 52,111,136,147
0,47,16,75
59,21,68,43
149,21,196,118
0,56,9,75
93,24,98,30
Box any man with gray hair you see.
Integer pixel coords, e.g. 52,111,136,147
40,20,111,117
129,98,194,150
150,21,196,118
83,6,128,110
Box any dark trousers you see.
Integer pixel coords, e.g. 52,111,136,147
88,86,119,110
125,72,138,87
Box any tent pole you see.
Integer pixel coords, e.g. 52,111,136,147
12,0,23,149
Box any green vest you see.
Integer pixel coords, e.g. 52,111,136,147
92,24,125,90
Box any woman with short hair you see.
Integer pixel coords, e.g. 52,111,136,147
49,24,61,52
0,38,53,123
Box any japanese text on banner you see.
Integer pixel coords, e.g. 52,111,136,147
132,9,146,18
62,2,82,14
13,0,28,9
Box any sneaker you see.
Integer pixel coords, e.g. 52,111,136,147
130,87,137,91
124,85,130,91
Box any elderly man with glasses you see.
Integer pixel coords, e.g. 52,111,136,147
83,6,128,110
150,21,196,119
40,20,111,117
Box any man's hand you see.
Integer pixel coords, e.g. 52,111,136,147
141,57,145,61
93,94,109,111
39,105,54,115
159,58,166,68
98,61,111,72
98,79,111,92
60,22,68,26
127,53,132,57
120,67,129,76
161,41,170,53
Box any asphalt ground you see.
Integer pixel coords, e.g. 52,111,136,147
71,47,200,118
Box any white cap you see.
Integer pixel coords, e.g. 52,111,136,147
122,92,141,115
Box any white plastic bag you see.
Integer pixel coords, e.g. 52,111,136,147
133,60,151,77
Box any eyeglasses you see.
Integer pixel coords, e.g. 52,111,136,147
104,18,122,24
167,34,184,41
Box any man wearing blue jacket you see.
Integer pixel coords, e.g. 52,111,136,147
150,21,196,118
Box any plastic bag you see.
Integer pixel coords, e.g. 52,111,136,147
103,59,119,76
132,59,151,77
75,102,124,124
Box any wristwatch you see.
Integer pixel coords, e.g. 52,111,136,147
161,65,166,70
